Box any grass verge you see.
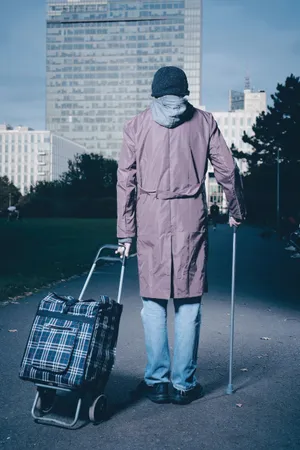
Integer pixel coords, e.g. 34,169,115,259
0,218,117,302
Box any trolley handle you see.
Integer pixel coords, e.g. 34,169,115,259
98,244,120,251
78,244,127,302
95,245,127,266
98,256,124,263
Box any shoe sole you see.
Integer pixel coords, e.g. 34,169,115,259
147,394,171,404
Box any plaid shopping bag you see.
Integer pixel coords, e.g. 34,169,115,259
19,293,122,389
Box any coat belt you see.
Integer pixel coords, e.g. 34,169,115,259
138,183,203,199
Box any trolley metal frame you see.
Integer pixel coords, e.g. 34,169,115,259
31,244,127,428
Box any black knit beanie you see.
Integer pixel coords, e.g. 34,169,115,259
151,66,190,98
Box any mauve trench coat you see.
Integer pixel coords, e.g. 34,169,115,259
117,107,245,300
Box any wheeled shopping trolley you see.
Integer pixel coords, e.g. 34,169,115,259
19,245,126,428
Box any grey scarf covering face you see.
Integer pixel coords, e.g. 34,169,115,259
150,95,194,129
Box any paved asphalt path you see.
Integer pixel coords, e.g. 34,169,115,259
0,225,299,450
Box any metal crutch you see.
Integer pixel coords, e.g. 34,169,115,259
226,226,237,395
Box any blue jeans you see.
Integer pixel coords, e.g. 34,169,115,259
141,297,202,391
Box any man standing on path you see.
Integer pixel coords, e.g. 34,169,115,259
210,202,220,230
116,67,245,405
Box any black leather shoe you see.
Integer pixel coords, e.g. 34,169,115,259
146,382,170,404
171,383,204,405
130,381,170,404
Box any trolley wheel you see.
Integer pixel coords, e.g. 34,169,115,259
36,388,56,414
89,394,107,423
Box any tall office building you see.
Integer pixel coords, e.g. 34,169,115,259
46,0,202,158
0,125,85,194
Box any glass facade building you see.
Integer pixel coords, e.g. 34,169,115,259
46,0,202,158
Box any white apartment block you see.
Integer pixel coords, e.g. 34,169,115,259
213,89,267,174
244,89,267,114
206,89,267,213
0,125,86,194
212,109,260,174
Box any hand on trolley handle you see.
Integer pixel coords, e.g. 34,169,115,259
115,242,131,258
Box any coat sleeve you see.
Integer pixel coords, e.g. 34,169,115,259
117,122,137,239
208,115,246,220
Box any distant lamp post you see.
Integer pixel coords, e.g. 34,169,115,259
276,147,280,236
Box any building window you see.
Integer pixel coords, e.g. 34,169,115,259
247,118,252,126
240,118,244,127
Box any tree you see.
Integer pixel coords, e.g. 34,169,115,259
242,74,300,169
0,176,22,211
18,180,66,217
232,75,300,222
62,153,118,199
19,153,118,218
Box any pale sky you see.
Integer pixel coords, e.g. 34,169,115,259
0,0,299,129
